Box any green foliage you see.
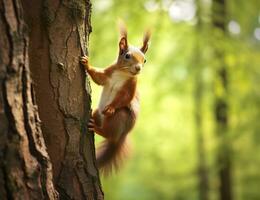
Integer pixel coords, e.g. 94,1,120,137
89,0,260,199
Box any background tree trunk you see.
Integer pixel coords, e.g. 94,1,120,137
0,0,57,199
21,0,103,199
212,0,232,200
194,1,209,199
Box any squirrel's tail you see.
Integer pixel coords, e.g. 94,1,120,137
96,136,130,176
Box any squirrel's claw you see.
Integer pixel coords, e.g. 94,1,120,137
80,56,89,65
80,56,91,71
88,118,96,132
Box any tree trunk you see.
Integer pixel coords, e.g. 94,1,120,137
21,0,103,199
0,0,57,199
194,1,209,199
212,0,232,200
0,0,103,199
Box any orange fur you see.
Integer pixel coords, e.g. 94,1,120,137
107,78,137,110
80,23,150,175
87,68,108,85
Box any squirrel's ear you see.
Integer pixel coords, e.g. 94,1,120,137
119,37,128,55
118,20,128,54
140,30,151,54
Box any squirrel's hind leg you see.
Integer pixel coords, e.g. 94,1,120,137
102,108,136,142
88,108,136,141
88,109,107,137
88,118,107,138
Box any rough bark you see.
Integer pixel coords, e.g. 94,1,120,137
0,0,57,199
212,0,232,200
21,0,103,199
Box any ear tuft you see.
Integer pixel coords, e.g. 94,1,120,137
140,29,151,54
118,19,127,39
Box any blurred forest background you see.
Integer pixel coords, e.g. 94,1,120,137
88,0,260,199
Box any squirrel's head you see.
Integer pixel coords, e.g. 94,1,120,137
116,24,151,76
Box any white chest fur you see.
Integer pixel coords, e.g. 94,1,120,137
98,71,129,112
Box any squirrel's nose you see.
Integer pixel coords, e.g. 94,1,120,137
135,65,141,72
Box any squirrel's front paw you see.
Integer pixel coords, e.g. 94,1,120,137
102,105,115,116
80,56,89,69
88,118,97,132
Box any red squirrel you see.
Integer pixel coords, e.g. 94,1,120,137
80,24,150,175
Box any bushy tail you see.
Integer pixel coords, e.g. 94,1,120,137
96,136,130,176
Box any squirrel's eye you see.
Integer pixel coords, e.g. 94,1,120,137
125,53,131,59
144,59,147,63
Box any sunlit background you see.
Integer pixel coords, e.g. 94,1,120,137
88,0,260,199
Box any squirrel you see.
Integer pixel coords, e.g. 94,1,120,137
80,24,150,175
